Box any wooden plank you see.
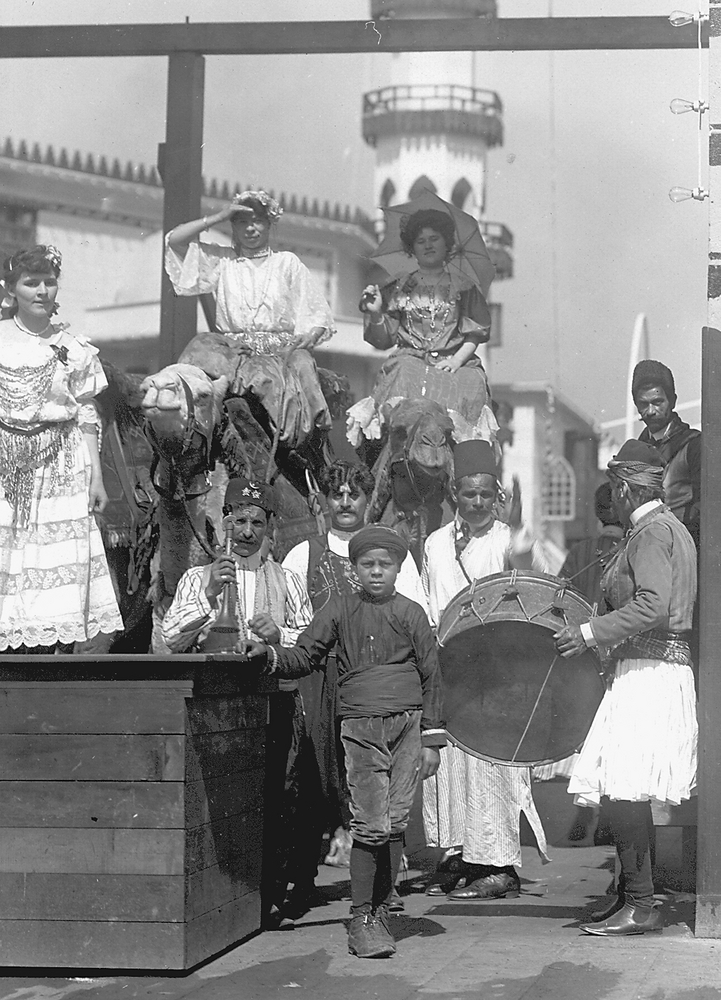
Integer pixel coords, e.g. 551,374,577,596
185,809,263,876
0,872,184,921
185,862,261,920
0,734,184,781
0,780,184,829
185,729,265,783
159,52,204,366
0,828,185,875
696,326,721,937
185,893,261,970
184,771,264,830
185,695,268,736
0,18,704,59
0,684,187,734
0,919,185,970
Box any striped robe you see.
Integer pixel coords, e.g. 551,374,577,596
422,518,550,866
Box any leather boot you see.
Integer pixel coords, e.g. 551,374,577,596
588,893,625,923
580,898,663,937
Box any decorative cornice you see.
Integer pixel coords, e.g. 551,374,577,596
0,137,376,237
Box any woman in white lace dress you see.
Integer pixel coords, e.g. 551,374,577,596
0,245,123,652
164,190,335,448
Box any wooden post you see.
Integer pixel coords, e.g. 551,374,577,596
159,52,205,367
696,3,721,937
695,327,721,937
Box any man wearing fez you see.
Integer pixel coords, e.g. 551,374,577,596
555,441,697,936
632,359,701,547
282,460,427,888
421,439,550,900
161,477,317,929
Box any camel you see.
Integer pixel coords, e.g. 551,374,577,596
136,336,351,650
366,398,456,568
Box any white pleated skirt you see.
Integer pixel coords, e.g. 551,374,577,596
567,658,698,808
0,426,123,650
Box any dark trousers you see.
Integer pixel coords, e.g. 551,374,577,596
605,798,655,905
341,710,421,846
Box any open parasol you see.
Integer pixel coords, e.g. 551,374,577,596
371,188,496,298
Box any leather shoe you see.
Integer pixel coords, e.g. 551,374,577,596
588,894,625,923
448,872,520,900
425,856,483,896
580,901,663,937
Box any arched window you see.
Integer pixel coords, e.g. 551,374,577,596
408,175,437,200
451,178,473,211
379,178,396,207
542,455,576,521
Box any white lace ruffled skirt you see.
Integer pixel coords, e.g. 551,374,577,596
567,658,698,808
0,425,123,650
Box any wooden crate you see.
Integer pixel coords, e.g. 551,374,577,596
0,655,273,970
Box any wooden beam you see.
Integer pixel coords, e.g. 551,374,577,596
695,327,721,937
0,18,705,59
158,53,204,367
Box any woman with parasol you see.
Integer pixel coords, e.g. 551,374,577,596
347,193,498,447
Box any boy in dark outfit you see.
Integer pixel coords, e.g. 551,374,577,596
242,525,445,959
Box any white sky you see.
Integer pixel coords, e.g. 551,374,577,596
0,0,709,427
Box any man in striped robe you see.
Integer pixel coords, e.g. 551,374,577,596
421,439,550,899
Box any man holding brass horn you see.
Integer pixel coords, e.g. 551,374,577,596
161,476,318,930
555,440,698,937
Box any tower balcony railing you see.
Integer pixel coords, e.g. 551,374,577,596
479,221,513,280
363,84,503,148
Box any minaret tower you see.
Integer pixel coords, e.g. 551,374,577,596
363,0,512,290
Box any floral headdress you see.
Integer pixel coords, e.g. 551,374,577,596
232,190,283,222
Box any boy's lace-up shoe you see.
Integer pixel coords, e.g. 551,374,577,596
373,903,397,954
347,908,395,958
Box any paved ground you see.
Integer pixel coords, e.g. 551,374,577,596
0,843,718,1000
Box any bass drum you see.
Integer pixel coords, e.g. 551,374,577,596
437,570,604,766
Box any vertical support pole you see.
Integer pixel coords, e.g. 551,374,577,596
159,52,205,367
696,0,721,939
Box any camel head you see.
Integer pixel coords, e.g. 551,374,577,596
140,364,228,448
386,398,455,477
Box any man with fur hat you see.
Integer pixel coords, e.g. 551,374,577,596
421,439,550,900
632,359,701,547
161,476,317,929
555,440,697,936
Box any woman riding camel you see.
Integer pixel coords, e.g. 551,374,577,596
0,245,123,652
348,207,498,447
165,189,335,448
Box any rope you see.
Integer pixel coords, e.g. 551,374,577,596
510,654,559,764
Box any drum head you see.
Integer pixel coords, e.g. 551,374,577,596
439,572,605,765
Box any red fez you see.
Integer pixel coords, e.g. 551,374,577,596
453,439,498,481
224,477,277,515
348,526,408,564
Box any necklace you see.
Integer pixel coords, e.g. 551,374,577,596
408,271,452,334
13,314,52,338
237,252,275,328
240,247,272,259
